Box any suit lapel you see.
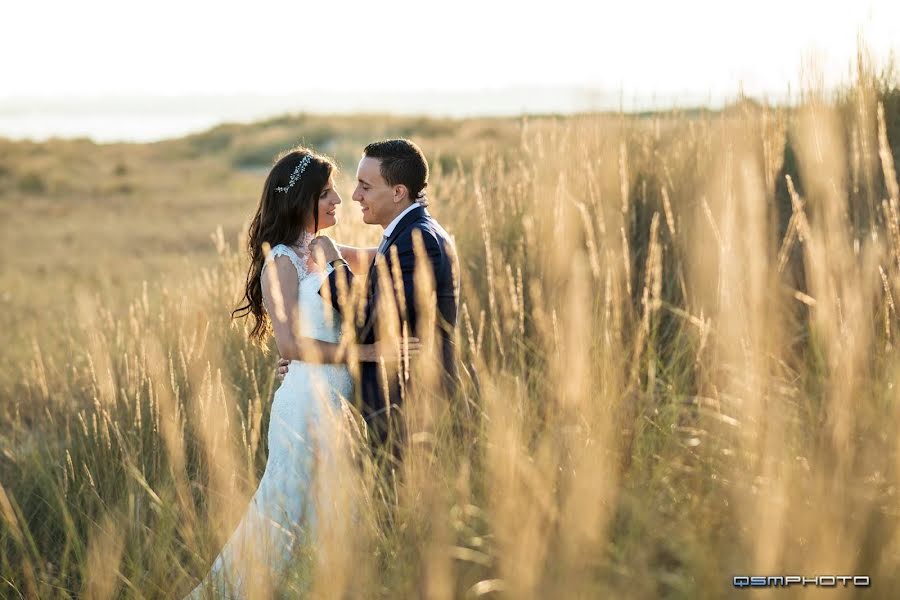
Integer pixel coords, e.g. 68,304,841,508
383,204,427,254
367,205,427,279
364,204,428,311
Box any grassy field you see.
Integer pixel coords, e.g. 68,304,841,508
3,62,900,598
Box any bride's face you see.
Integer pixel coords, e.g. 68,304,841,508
314,176,342,230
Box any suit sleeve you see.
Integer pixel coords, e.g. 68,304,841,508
320,262,356,314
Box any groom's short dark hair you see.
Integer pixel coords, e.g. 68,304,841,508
363,139,428,203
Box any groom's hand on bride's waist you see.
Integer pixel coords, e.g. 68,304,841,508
274,336,422,380
364,337,422,363
276,357,290,381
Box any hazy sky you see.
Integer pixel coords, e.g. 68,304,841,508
3,0,898,100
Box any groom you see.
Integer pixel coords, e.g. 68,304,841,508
281,139,459,448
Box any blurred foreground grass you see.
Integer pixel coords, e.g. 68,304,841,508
3,61,900,598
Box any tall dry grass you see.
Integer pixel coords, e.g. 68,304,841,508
3,66,900,598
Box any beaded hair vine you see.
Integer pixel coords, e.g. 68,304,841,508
275,154,314,193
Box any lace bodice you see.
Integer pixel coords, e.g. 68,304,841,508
263,241,341,344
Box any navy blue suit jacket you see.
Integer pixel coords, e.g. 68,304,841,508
321,205,459,437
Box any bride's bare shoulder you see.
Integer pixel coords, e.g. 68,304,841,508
261,253,301,316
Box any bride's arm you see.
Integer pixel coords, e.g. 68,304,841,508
262,255,417,364
335,243,377,273
262,255,363,363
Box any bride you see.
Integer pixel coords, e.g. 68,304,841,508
186,147,418,598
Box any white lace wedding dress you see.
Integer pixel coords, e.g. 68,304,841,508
187,240,353,599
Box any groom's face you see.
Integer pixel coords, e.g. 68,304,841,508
353,156,403,228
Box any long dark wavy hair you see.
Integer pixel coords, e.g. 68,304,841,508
232,146,336,346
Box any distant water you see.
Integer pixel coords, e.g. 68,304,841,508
0,113,230,143
0,89,730,144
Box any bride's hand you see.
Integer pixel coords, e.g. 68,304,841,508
364,336,422,362
309,236,342,266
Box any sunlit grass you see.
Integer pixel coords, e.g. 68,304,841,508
2,60,900,598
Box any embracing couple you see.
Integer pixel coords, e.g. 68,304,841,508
186,139,459,598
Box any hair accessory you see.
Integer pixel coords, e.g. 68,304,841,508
275,154,313,193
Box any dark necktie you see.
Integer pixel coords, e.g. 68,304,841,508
377,235,390,256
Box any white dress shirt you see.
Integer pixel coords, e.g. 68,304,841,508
378,201,421,254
